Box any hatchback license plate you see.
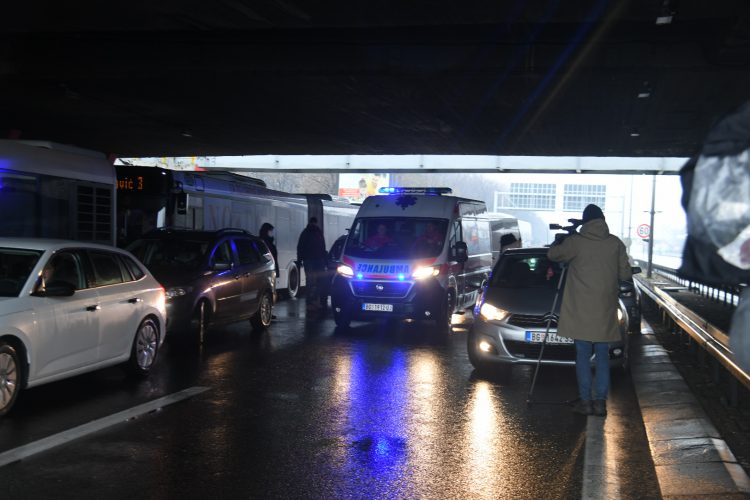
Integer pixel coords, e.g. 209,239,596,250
362,303,394,312
525,331,573,344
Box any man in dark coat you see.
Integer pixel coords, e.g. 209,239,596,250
548,204,632,417
259,222,279,276
297,217,327,312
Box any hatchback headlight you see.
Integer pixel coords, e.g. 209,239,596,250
479,303,510,322
165,287,193,300
412,266,439,280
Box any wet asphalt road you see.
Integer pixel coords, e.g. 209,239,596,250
0,298,659,499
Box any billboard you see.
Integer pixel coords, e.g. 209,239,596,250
338,173,390,202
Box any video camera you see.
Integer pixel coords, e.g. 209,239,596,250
549,218,583,245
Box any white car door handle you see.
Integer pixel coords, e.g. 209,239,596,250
86,305,101,312
127,297,142,304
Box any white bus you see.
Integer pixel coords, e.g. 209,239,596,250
115,165,357,296
0,140,116,245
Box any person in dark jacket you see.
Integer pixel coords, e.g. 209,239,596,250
259,222,279,276
297,217,327,312
548,204,632,417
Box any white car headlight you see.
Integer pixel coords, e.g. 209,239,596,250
617,308,623,321
412,266,439,280
337,264,354,278
479,302,510,322
165,287,193,300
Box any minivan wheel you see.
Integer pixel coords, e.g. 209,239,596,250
190,300,210,344
251,291,273,331
437,290,455,333
126,318,159,377
0,343,21,417
287,264,300,298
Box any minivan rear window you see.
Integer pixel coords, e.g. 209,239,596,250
490,254,564,289
128,238,209,273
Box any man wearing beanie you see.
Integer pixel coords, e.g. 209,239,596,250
548,204,632,417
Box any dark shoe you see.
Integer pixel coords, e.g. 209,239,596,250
572,399,593,416
593,399,607,417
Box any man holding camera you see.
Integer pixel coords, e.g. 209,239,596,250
548,204,632,417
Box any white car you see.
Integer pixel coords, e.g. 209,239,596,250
0,239,166,416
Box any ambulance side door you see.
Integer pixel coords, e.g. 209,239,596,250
448,220,465,304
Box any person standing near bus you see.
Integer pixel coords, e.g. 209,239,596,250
297,217,327,313
259,223,279,277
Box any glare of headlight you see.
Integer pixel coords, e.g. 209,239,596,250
337,264,354,278
617,309,623,321
412,266,439,280
479,341,492,353
479,303,510,322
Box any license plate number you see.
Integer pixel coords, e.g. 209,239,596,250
362,303,394,312
525,331,573,344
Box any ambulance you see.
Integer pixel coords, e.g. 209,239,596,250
331,187,493,331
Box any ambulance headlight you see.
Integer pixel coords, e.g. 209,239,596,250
337,265,354,278
479,303,510,322
412,266,440,280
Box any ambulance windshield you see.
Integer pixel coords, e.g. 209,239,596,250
344,217,448,259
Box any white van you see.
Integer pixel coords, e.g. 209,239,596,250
330,187,493,331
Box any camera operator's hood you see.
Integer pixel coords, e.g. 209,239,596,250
580,219,610,241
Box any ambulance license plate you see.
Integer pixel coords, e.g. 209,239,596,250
362,303,393,312
525,331,573,344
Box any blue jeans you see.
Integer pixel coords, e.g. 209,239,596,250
574,340,610,401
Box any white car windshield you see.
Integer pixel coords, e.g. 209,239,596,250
344,217,448,259
0,248,43,297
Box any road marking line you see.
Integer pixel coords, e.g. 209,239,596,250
0,386,209,468
581,416,621,500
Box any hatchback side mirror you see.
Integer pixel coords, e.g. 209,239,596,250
454,241,469,263
44,281,76,297
631,266,642,275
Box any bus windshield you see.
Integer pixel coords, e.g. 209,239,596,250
344,217,448,259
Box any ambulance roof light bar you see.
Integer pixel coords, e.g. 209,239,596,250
378,187,452,195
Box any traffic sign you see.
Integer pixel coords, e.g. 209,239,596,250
637,224,651,239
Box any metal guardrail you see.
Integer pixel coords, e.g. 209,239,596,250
633,266,750,392
644,262,745,309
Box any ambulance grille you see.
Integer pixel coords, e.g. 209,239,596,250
351,281,411,298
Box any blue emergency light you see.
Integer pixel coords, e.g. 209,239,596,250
378,187,452,195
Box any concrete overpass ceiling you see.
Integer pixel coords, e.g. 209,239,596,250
1,1,749,158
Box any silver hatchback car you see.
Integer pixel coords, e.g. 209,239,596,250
468,248,631,375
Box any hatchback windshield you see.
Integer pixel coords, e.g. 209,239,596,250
490,253,564,289
0,248,43,297
128,239,209,274
344,217,448,259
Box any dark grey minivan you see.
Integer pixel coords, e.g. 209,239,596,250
128,229,276,343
